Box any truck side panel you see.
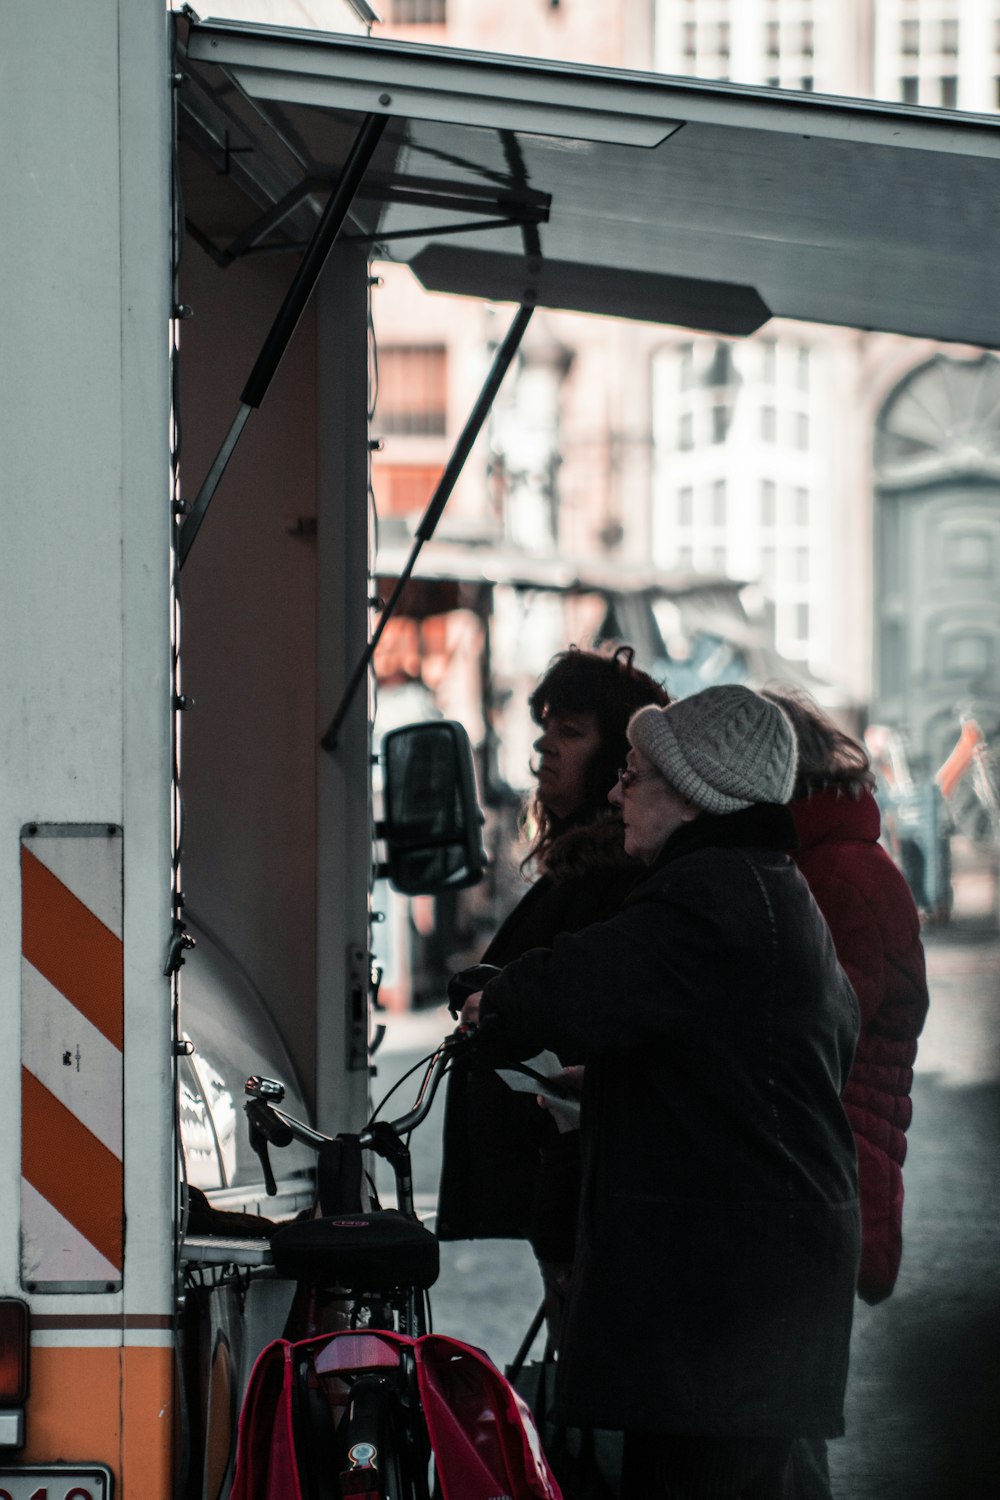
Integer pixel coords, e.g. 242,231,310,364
1,1,174,1491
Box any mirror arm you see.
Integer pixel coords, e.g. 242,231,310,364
320,303,534,753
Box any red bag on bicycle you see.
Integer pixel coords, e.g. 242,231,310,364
231,1330,561,1500
414,1334,562,1500
231,1340,305,1500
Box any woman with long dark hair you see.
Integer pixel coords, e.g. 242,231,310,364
437,646,668,1315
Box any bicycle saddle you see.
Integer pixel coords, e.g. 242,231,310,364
269,1209,440,1292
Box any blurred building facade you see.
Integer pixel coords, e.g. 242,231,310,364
199,0,1000,990
371,0,1000,786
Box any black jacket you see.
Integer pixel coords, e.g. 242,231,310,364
477,806,861,1439
437,818,641,1244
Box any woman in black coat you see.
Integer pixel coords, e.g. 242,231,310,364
459,685,860,1499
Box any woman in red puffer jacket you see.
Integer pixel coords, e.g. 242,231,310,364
766,689,929,1304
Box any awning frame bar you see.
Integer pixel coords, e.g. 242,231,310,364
178,110,388,566
321,302,535,753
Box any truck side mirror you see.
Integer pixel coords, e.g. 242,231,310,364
380,721,487,896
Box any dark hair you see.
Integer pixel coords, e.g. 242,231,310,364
762,686,875,801
526,645,670,864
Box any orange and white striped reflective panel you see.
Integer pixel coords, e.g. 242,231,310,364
20,827,124,1290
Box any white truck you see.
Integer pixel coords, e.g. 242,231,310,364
3,5,998,1495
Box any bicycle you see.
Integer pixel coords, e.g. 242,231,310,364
231,1028,562,1500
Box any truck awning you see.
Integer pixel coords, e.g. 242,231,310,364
179,15,1000,344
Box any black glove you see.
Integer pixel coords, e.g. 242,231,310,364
447,963,502,1017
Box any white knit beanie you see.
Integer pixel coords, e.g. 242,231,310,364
627,685,797,815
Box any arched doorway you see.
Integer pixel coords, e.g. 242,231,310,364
873,354,1000,799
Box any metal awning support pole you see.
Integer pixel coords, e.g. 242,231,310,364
179,112,388,567
321,301,534,753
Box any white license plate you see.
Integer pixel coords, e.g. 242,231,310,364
0,1467,112,1500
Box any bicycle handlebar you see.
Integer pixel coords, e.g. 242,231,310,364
243,1026,476,1194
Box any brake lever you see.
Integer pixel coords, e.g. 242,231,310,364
248,1118,278,1196
245,1097,293,1196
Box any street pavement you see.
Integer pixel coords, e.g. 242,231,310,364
375,852,1000,1499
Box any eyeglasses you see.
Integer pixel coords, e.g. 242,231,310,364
617,763,659,791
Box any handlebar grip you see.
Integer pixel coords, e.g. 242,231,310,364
245,1097,294,1147
446,963,502,1016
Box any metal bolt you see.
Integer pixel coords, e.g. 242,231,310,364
379,92,391,106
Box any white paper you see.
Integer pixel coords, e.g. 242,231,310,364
495,1051,582,1134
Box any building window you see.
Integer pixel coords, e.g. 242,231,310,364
374,463,444,516
678,486,694,525
901,76,919,104
760,339,777,384
940,75,958,109
940,18,959,57
683,20,696,58
679,410,694,450
760,480,777,526
800,20,814,57
679,343,696,389
765,19,779,57
711,403,730,443
796,346,810,392
707,341,736,388
794,602,810,641
901,19,919,56
761,405,777,443
378,345,447,434
795,411,810,449
794,487,809,525
795,547,810,584
389,0,447,22
712,479,726,525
